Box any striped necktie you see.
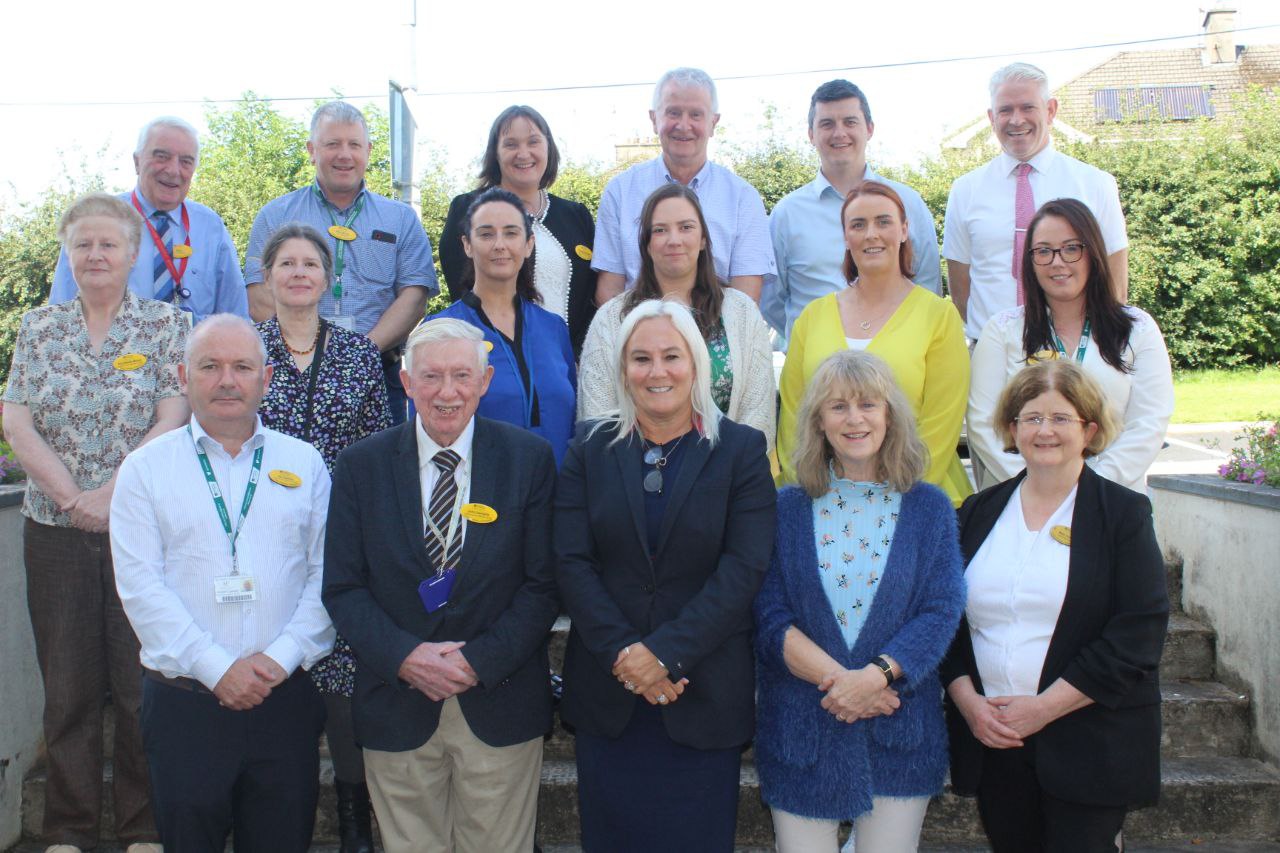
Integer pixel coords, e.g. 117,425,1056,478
425,449,463,572
151,210,176,303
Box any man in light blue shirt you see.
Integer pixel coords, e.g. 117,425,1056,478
244,101,437,424
49,117,248,322
765,81,941,344
592,67,775,305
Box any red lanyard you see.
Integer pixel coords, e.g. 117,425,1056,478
131,191,191,286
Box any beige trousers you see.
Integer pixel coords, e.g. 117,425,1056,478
364,696,543,853
772,797,931,853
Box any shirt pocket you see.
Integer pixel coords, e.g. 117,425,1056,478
354,237,397,286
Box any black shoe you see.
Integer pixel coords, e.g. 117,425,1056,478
336,779,374,853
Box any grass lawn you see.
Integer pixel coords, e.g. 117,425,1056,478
1172,365,1280,423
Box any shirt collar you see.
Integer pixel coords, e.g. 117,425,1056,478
313,181,369,215
812,163,879,199
416,415,476,474
997,141,1058,177
659,156,713,189
189,414,267,458
132,187,182,222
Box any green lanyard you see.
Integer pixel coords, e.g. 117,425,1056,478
314,185,366,310
1050,316,1092,364
190,427,263,575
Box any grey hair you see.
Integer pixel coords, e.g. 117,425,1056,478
185,314,267,367
652,67,719,114
311,101,369,142
402,317,490,375
58,192,144,256
599,299,721,447
135,116,200,168
989,62,1051,106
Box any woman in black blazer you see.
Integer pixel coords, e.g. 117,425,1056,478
943,359,1169,852
554,299,776,853
440,105,597,356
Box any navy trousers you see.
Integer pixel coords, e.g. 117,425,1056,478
140,670,325,853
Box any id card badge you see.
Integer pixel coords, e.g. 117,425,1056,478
418,569,457,614
328,315,356,332
214,575,257,604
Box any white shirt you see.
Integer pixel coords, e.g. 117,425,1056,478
415,414,476,550
968,306,1174,493
943,144,1128,340
966,484,1076,697
110,416,334,690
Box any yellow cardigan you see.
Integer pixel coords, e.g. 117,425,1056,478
777,290,973,506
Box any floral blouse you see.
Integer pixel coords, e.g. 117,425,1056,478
3,292,188,526
257,318,391,471
812,476,902,648
706,319,734,415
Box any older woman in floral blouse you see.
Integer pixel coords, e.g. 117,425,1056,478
3,192,189,852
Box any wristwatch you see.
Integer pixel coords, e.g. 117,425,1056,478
873,655,896,686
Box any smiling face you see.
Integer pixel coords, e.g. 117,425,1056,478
820,393,887,481
1030,214,1090,310
646,196,705,283
134,125,197,211
843,192,908,276
497,116,548,195
1013,389,1098,471
308,118,370,200
650,81,719,170
623,316,695,427
402,338,493,447
989,78,1057,161
179,323,273,437
810,97,874,175
462,200,532,286
266,237,328,311
68,215,137,299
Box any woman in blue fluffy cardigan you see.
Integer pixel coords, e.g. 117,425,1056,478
754,349,965,852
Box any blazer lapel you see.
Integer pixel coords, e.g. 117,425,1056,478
393,422,433,577
960,472,1024,564
1039,466,1105,691
654,433,712,558
455,419,498,591
613,430,649,555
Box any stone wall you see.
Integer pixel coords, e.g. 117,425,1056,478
1150,474,1280,765
0,486,41,850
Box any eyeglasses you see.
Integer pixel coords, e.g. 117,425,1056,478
1015,414,1087,428
1030,243,1086,266
642,435,686,494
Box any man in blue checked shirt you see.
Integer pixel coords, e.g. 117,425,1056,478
244,101,438,425
49,116,249,323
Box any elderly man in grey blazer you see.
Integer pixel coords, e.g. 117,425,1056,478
323,317,559,852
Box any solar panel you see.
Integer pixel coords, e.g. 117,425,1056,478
1093,85,1215,122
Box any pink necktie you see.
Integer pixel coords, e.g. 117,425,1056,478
1013,162,1035,306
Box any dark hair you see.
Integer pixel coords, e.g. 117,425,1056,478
625,183,724,339
460,187,540,304
1020,198,1134,373
839,181,915,282
262,222,333,286
476,106,560,191
808,79,873,129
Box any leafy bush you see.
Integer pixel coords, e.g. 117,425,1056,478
1218,418,1280,487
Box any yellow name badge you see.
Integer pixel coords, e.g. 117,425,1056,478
113,353,148,371
268,469,303,488
482,340,494,352
460,503,498,524
328,225,357,241
574,244,592,261
1028,349,1060,364
1050,525,1072,546
172,244,193,259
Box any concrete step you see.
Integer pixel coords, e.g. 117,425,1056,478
1165,555,1184,610
1163,612,1216,681
1161,680,1251,758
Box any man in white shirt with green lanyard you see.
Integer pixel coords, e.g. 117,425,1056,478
111,314,334,852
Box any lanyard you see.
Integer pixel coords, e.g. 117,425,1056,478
190,427,263,574
1050,316,1092,364
314,185,366,308
422,462,467,576
132,192,191,288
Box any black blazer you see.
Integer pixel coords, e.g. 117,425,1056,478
554,419,777,750
322,417,560,751
942,465,1169,807
440,189,598,357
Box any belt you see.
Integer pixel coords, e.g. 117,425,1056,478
145,669,213,694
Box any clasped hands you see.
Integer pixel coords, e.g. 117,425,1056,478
398,640,478,701
818,664,900,724
612,643,688,706
62,486,112,533
954,688,1052,749
214,653,288,710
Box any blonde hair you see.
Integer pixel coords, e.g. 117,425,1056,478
57,192,143,256
597,299,721,447
793,350,927,497
994,360,1120,457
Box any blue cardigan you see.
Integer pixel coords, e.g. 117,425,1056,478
753,481,965,820
432,298,577,466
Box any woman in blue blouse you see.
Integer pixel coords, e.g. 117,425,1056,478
431,187,576,465
754,349,965,852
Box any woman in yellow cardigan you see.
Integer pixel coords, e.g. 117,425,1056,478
777,181,972,506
